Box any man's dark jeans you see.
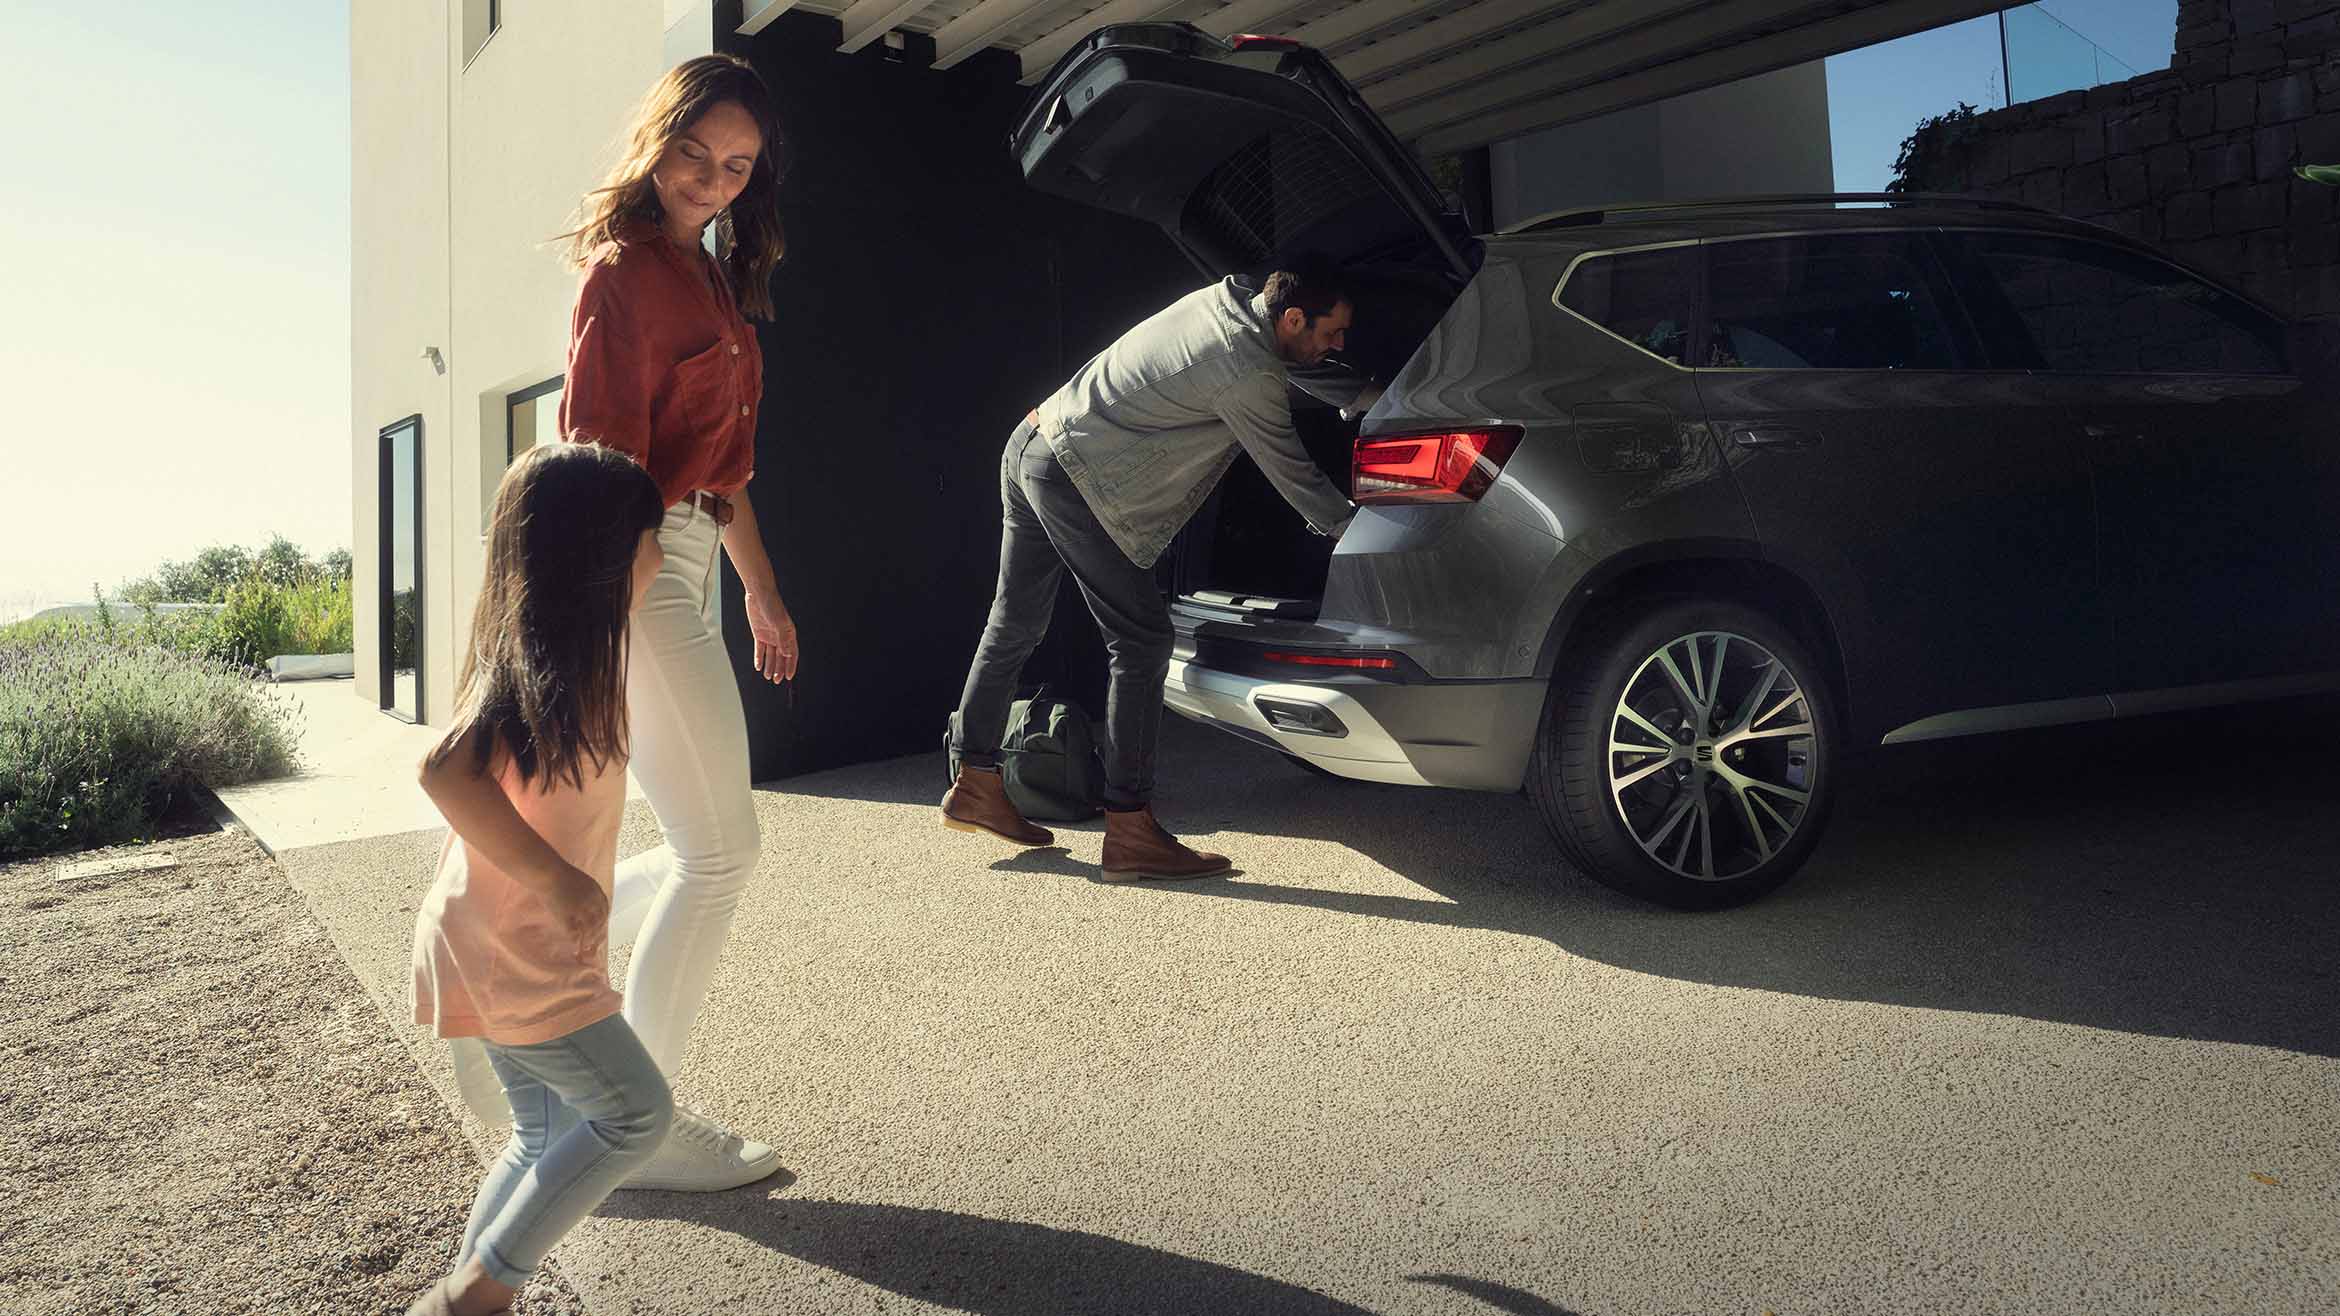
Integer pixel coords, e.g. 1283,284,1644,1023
952,420,1171,809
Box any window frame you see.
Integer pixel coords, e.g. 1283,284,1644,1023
462,0,502,69
504,375,565,465
1549,238,1706,370
378,415,425,725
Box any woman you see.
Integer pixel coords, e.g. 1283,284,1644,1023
555,52,795,1192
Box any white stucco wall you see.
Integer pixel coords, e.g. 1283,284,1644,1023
1491,61,1836,229
353,0,698,725
351,0,452,714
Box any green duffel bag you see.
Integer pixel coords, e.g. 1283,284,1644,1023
946,686,1106,822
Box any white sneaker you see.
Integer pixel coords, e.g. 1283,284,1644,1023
624,1108,783,1192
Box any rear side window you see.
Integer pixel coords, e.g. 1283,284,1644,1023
1704,233,1966,370
1949,231,2285,375
1556,246,1698,365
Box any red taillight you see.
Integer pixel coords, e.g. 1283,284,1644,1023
1261,651,1399,670
1352,427,1523,504
1230,33,1302,50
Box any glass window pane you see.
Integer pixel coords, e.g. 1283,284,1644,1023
384,420,422,722
1959,232,2285,375
1557,247,1698,365
1704,233,1964,370
506,381,563,463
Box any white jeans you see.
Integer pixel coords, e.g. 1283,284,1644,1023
605,499,761,1077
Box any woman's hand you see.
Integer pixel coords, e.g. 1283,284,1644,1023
548,863,612,958
745,590,798,683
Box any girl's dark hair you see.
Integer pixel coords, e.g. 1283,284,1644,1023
428,442,666,791
560,53,789,320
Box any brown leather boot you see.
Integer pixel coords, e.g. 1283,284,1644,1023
941,765,1055,847
1100,806,1231,881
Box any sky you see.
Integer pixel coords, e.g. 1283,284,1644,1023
1828,0,2180,193
0,2,350,617
0,1,2179,617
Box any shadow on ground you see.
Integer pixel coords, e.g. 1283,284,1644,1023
604,1193,1589,1315
777,696,2340,1058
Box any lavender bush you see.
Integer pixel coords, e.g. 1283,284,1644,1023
0,630,302,859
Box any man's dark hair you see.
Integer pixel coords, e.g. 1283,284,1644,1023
1263,259,1350,325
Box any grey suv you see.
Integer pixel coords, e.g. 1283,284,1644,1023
1015,24,2340,907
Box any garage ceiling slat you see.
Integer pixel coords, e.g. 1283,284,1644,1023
1336,0,1635,88
1365,0,1781,116
754,0,2044,153
1192,0,1336,38
739,0,811,34
1275,0,1442,54
1017,0,1195,79
1411,0,2016,153
837,0,951,50
930,0,1092,68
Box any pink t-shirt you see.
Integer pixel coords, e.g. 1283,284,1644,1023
410,753,627,1047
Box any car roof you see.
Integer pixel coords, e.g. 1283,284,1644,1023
1490,194,2123,251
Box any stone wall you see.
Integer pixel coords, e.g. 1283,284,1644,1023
1903,0,2340,320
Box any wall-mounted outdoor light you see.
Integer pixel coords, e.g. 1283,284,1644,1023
420,346,447,375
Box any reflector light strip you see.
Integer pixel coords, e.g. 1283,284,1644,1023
1261,651,1399,669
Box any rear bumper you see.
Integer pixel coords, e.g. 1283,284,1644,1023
1161,658,1546,791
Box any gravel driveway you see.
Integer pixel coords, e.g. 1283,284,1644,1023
0,809,586,1316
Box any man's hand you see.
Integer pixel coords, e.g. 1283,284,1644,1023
746,590,798,683
1340,382,1387,422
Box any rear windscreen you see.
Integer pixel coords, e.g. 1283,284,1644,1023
1186,127,1406,269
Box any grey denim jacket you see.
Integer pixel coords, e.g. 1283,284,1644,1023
1034,277,1358,569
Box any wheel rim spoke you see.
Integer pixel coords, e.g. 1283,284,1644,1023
1616,703,1675,749
1730,660,1782,734
1733,721,1814,743
1729,781,1774,861
1654,648,1704,718
1611,754,1673,794
1695,794,1715,878
1645,790,1698,853
1744,778,1811,807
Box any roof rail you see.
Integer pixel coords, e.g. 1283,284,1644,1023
1502,192,2055,235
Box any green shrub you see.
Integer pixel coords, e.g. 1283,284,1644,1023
288,575,355,656
210,575,355,667
2,577,354,669
0,629,303,859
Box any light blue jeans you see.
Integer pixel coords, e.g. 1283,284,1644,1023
460,1013,674,1286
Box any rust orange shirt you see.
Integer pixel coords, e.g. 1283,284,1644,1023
560,223,762,505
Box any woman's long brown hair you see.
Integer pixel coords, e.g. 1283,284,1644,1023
427,443,666,792
559,54,788,319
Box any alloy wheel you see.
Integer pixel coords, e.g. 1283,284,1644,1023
1607,630,1818,882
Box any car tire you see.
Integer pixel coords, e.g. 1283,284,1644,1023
1528,598,1838,910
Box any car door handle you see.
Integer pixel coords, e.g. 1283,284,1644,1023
1729,426,1822,450
2083,423,2139,439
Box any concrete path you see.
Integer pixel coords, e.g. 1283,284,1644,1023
256,684,2339,1315
215,678,643,853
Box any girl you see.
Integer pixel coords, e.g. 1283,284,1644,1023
555,53,794,1191
407,442,674,1316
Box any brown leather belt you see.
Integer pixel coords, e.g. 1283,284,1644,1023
689,491,735,526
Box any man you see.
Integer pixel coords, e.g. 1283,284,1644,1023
942,263,1363,879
